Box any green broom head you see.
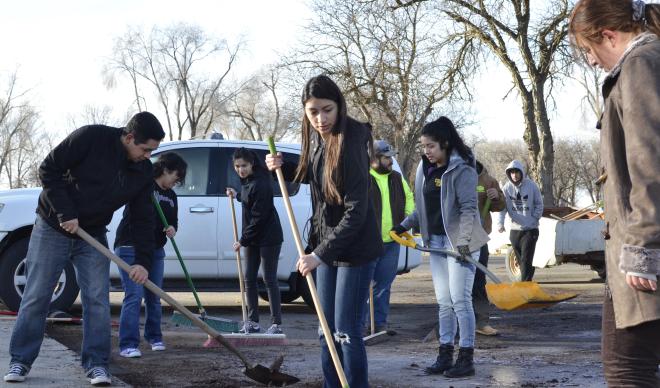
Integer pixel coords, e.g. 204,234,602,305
171,310,240,333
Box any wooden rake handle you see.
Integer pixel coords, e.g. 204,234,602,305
75,227,254,369
267,137,350,388
228,192,249,325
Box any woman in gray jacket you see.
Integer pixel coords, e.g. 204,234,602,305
393,117,488,378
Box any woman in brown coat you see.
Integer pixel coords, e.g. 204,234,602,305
570,1,660,387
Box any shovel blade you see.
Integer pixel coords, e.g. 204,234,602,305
485,282,578,311
244,364,300,386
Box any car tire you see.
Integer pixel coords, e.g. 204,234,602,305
258,290,300,304
590,263,606,280
297,271,316,309
0,237,79,312
505,247,523,282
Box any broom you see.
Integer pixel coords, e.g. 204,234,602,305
203,191,286,347
151,193,240,333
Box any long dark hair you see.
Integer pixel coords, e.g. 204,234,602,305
153,152,187,186
421,116,474,165
570,0,660,47
296,75,348,205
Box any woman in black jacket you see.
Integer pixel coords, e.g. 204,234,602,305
266,75,382,388
226,148,284,334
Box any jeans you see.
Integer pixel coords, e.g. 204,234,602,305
244,244,282,325
362,241,400,329
116,246,166,350
472,244,491,327
509,229,539,281
317,261,372,388
602,294,660,388
9,216,111,371
428,234,477,348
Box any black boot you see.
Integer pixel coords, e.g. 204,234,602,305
444,347,475,378
425,344,454,374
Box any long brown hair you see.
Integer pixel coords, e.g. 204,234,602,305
570,0,660,45
296,75,348,205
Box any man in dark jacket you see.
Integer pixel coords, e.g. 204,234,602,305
364,140,414,333
5,112,164,386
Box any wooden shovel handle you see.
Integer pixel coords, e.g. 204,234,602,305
75,227,254,369
268,138,350,388
228,193,249,325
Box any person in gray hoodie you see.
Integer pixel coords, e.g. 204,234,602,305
392,117,489,378
497,160,543,282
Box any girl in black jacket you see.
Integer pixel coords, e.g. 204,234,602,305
115,152,187,358
226,148,284,334
267,75,382,388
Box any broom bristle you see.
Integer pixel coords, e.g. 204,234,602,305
171,311,240,333
203,333,287,348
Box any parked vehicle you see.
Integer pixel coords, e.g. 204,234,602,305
504,209,605,282
0,139,422,312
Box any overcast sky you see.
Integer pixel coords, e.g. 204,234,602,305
0,0,599,142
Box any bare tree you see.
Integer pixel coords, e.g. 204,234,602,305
67,104,119,132
394,0,574,205
284,0,475,176
225,66,299,141
0,72,45,188
104,23,242,140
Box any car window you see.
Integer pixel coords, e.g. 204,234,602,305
222,147,300,197
151,147,215,196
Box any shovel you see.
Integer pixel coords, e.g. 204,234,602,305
268,137,350,388
76,227,299,386
389,232,577,310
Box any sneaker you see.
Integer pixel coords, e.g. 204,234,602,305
86,367,111,386
265,324,283,335
239,321,261,334
119,348,142,358
4,363,30,382
476,324,499,336
150,341,166,351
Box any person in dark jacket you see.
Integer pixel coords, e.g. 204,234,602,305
114,152,187,358
266,75,382,388
5,112,164,386
393,117,489,378
570,1,660,386
226,147,284,335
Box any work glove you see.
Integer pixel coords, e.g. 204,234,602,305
456,245,472,263
391,224,407,236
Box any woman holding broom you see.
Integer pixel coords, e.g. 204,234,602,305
114,152,187,358
266,75,382,388
226,147,284,335
392,117,488,378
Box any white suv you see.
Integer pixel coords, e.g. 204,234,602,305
0,139,421,311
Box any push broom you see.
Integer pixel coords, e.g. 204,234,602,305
204,192,286,347
268,137,350,388
363,281,389,346
76,227,299,387
152,194,240,333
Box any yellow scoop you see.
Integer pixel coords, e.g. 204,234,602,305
390,232,578,311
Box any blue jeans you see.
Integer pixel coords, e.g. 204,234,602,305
316,262,372,388
9,216,111,371
363,241,400,329
428,234,477,348
116,246,165,350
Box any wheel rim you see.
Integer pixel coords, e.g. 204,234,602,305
507,251,521,278
14,258,67,303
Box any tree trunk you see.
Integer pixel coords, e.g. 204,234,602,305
532,82,555,206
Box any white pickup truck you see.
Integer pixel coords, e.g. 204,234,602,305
0,139,421,312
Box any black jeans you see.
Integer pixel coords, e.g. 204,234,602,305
472,244,490,327
244,244,282,325
602,295,660,388
509,229,539,281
